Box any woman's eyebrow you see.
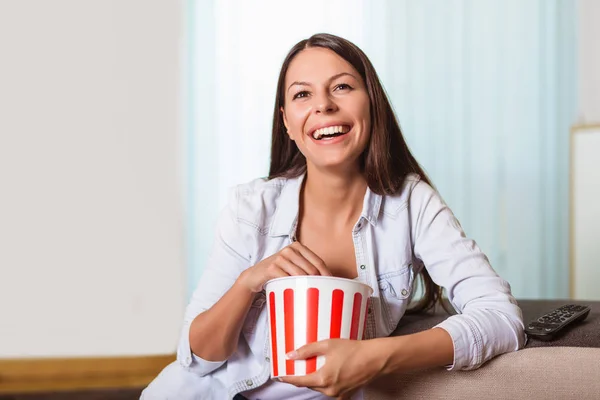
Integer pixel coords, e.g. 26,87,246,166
328,72,358,82
287,80,310,92
287,72,358,93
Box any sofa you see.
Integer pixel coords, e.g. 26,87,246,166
364,300,600,400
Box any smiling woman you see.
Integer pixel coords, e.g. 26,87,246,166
279,47,371,174
142,33,524,400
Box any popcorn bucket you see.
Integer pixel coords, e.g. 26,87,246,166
264,276,373,378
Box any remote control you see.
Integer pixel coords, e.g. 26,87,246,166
524,304,590,340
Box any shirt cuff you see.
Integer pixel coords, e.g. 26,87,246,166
434,315,482,371
177,323,226,376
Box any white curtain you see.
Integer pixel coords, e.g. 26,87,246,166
186,0,577,299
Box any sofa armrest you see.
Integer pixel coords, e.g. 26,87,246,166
365,347,600,400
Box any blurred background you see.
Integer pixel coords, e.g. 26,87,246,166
190,0,579,301
0,0,598,394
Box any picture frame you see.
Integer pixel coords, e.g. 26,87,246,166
569,124,600,300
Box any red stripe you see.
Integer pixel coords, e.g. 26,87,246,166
268,292,278,376
329,289,344,339
306,288,319,374
284,289,295,375
349,292,362,340
362,298,369,340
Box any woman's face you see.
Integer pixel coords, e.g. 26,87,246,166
281,47,371,172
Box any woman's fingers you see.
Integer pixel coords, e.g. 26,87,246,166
264,266,288,282
257,242,331,290
280,246,321,275
290,242,332,276
273,253,310,276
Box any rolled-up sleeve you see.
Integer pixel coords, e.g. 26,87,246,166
177,188,251,376
409,180,526,370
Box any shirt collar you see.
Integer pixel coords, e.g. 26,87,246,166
268,173,382,238
269,174,304,238
361,184,382,227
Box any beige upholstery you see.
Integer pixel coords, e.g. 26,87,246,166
364,347,600,400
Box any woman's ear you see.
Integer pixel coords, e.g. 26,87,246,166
280,107,292,139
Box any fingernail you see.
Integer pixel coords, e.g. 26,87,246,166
285,351,297,359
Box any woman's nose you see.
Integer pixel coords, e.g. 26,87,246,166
314,93,338,114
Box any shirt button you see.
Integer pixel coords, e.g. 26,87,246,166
185,356,191,365
401,289,408,296
360,265,366,270
265,356,270,362
246,379,254,386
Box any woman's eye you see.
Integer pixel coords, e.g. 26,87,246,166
335,83,352,91
293,91,309,100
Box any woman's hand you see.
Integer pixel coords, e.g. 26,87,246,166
237,241,332,293
279,339,386,399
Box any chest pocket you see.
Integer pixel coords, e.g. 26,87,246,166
377,265,414,332
243,290,266,335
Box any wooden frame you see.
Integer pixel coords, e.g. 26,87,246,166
569,124,600,299
0,354,175,394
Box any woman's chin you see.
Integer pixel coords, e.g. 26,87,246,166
307,158,362,174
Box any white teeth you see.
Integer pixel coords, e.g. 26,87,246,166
311,125,349,140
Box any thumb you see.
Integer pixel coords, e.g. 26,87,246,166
287,340,329,360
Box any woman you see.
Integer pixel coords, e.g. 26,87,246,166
142,33,525,400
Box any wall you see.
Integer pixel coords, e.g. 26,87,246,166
578,0,600,123
0,0,185,357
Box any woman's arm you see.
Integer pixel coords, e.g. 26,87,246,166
409,179,526,370
177,189,253,376
281,328,453,398
189,278,254,361
375,327,454,374
190,241,332,361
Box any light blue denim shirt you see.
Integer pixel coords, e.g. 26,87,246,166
142,173,525,400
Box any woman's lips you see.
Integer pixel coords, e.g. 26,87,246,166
309,124,352,140
309,126,352,144
308,121,352,139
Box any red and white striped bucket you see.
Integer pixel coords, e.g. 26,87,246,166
264,276,373,378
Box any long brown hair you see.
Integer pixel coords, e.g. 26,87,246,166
269,33,442,314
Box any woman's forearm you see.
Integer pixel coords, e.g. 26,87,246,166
374,327,454,375
189,277,255,361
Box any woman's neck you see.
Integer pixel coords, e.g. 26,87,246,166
300,165,367,227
